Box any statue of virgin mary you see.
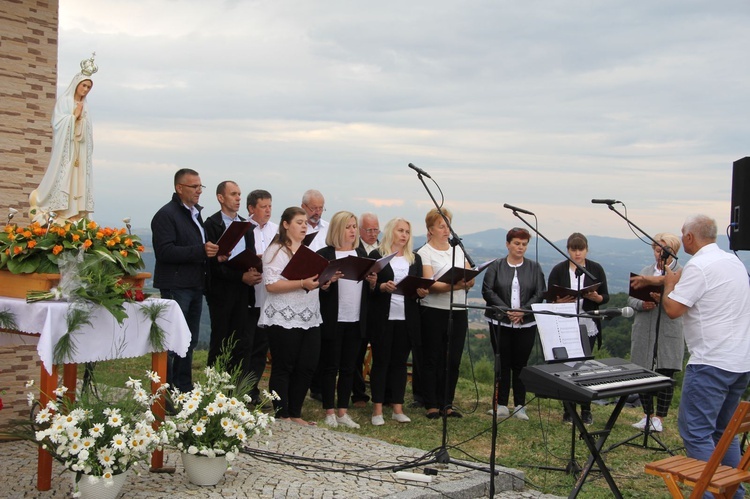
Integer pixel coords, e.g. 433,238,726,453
29,54,98,223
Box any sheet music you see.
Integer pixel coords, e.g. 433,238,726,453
531,302,586,361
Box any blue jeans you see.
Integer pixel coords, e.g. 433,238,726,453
678,364,750,499
160,288,203,393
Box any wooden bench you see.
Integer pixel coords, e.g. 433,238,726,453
645,400,750,498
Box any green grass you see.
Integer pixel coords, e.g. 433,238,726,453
83,351,688,498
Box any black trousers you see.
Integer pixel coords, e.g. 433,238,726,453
351,338,371,403
490,323,537,407
206,289,253,376
267,325,320,419
247,307,268,398
320,321,362,410
420,307,467,411
370,320,410,405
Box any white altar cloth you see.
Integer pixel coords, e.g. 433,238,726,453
0,297,190,374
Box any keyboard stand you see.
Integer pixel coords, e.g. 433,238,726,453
566,396,626,498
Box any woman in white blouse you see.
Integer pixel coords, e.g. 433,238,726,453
417,207,474,419
259,206,335,425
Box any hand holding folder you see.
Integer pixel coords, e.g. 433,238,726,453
216,221,253,256
393,275,435,298
544,282,601,302
435,259,495,284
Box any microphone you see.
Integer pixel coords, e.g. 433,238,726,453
589,307,635,318
503,203,535,216
591,199,620,205
408,163,431,179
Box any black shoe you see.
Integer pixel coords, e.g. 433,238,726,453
581,410,593,425
310,391,322,402
447,410,463,418
562,411,572,424
426,411,440,419
410,400,425,409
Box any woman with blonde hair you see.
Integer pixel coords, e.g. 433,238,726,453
317,211,373,429
417,207,474,419
368,217,428,425
628,233,684,433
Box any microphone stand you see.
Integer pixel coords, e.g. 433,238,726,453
594,202,677,455
397,167,497,489
505,205,597,474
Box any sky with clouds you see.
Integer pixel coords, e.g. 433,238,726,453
57,0,750,240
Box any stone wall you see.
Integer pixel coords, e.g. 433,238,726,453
0,0,59,225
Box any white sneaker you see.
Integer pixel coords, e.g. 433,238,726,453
650,418,663,432
632,416,648,430
371,415,385,426
324,413,338,427
487,405,510,417
512,407,529,421
391,413,411,423
336,413,360,428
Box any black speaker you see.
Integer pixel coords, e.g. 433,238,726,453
730,157,750,250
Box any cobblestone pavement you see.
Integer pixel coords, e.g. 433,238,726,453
2,420,563,498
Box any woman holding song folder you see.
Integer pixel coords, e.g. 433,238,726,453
368,217,428,426
482,227,546,421
317,211,373,429
259,206,335,425
547,232,609,425
628,233,683,433
418,207,474,419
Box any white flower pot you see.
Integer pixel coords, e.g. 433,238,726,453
181,452,228,486
74,471,128,499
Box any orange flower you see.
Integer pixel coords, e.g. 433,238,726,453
124,238,133,247
87,221,98,230
5,225,14,233
95,231,104,239
22,230,32,238
114,236,121,244
106,240,116,247
120,250,128,257
27,240,37,249
103,228,114,237
15,227,23,234
13,246,22,255
4,248,9,256
33,226,44,236
52,245,63,255
137,245,145,252
119,228,128,236
72,233,80,242
83,239,93,249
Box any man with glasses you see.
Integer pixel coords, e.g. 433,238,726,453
359,212,380,254
152,168,219,394
301,189,328,252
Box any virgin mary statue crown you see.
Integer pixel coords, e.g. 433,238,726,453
80,52,98,77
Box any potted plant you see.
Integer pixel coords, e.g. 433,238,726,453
164,357,277,486
18,371,169,498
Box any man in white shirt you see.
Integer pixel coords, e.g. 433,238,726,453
302,189,328,252
662,214,750,494
246,189,279,402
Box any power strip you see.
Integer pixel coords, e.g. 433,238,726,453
394,471,433,483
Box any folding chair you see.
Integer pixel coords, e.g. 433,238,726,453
645,401,750,498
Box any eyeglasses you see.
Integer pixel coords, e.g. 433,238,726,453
363,228,380,234
179,184,206,190
303,203,325,214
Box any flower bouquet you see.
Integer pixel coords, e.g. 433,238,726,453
0,218,145,275
19,372,169,495
163,355,277,485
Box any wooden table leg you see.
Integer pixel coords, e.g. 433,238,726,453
37,364,58,491
63,363,77,403
150,351,167,471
